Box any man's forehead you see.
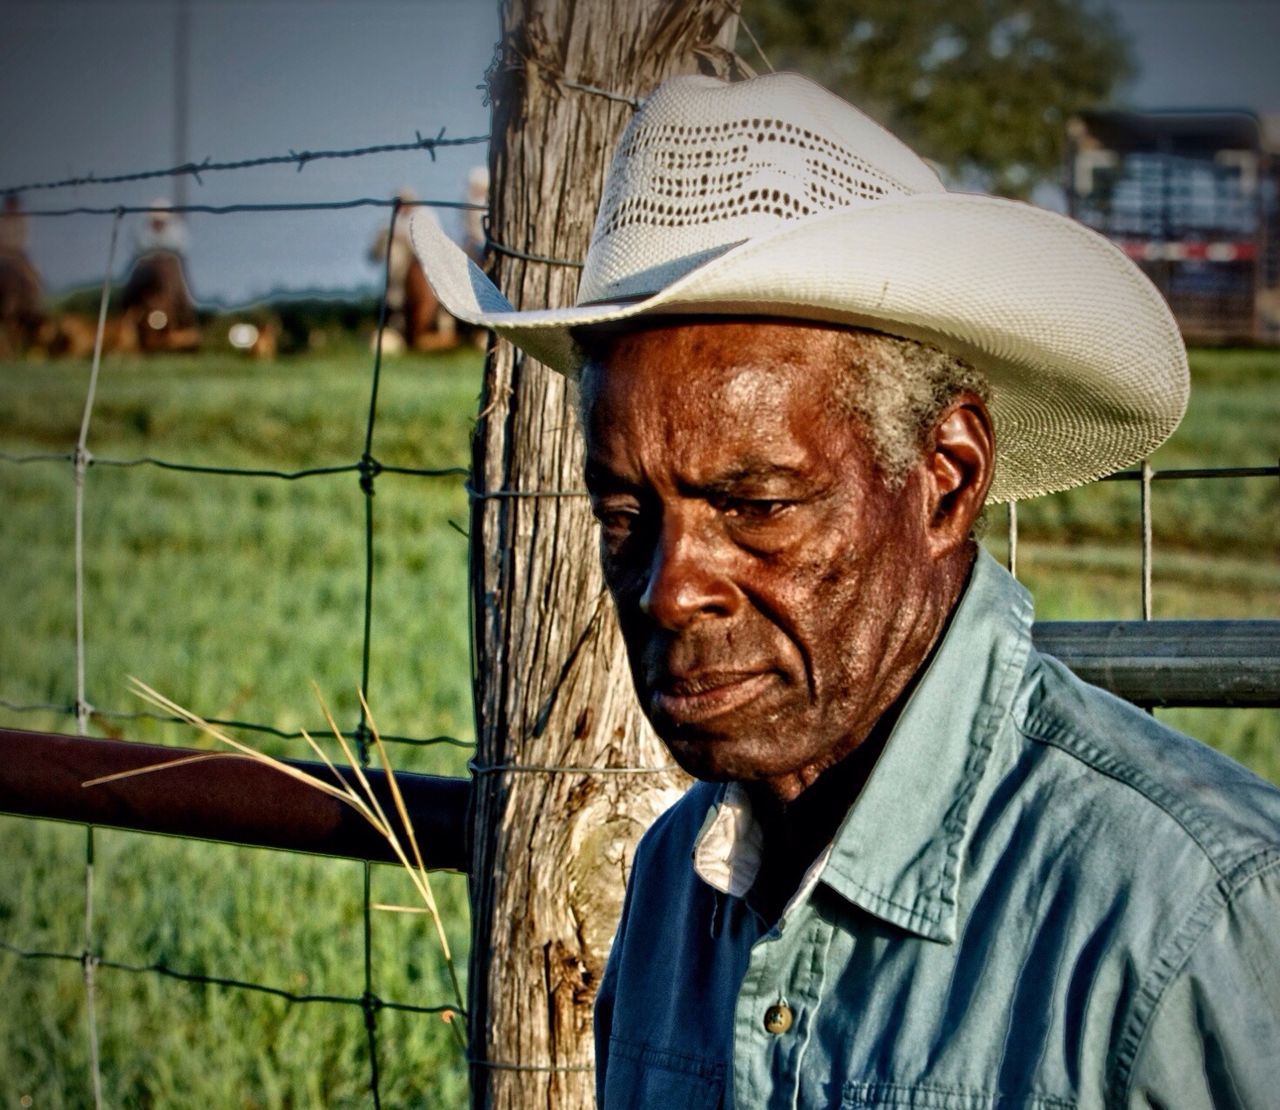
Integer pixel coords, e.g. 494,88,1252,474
579,317,851,400
581,315,849,359
580,319,873,483
581,322,834,436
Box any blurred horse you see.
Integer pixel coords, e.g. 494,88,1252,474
371,196,458,353
0,250,44,357
42,311,138,359
402,254,457,351
119,249,201,352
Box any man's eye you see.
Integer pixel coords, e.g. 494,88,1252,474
717,498,789,523
599,511,635,532
591,503,639,537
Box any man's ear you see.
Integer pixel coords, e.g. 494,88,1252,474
920,392,995,559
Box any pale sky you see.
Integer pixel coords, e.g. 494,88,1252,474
2,0,1277,303
1,0,498,302
1110,0,1280,109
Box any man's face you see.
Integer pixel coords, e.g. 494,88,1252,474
582,320,945,798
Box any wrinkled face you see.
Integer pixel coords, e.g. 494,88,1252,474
582,320,942,794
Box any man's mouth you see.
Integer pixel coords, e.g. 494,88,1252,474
649,670,774,725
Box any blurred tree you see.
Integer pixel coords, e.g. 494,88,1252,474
738,0,1134,197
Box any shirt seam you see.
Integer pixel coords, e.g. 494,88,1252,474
843,1078,1076,1108
788,920,835,1110
821,872,948,930
1018,711,1236,880
1109,848,1280,1107
608,1032,726,1080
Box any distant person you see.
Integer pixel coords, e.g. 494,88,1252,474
0,191,30,254
120,199,200,352
133,197,190,256
369,189,455,352
0,192,44,356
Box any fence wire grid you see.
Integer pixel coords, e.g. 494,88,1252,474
2,117,1279,1108
1,133,487,1107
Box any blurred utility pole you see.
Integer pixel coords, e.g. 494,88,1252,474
173,0,190,207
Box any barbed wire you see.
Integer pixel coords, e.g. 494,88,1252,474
3,131,489,197
512,48,644,112
3,102,1277,1106
22,197,484,219
558,78,643,110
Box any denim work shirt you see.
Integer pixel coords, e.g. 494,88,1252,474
594,550,1280,1109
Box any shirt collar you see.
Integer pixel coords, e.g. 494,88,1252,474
691,549,1034,943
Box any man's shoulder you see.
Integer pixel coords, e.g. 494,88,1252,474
1016,645,1280,878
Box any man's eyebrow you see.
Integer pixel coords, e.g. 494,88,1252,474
584,459,815,494
583,460,637,492
697,462,811,491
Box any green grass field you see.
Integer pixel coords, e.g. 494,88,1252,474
0,342,1276,1106
1,344,479,1106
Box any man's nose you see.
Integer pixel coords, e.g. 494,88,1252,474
638,514,738,629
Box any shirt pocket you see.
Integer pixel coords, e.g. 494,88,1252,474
603,1036,724,1110
841,1081,1076,1110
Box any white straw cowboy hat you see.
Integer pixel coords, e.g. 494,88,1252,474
409,72,1187,503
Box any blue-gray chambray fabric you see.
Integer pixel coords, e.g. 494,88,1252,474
594,550,1280,1109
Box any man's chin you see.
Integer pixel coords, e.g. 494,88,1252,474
656,730,784,785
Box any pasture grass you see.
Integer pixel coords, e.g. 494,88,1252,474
0,342,478,1106
0,340,1277,1104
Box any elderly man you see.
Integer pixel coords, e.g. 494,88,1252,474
412,74,1280,1108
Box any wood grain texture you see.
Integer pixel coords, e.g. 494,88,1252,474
469,4,739,1106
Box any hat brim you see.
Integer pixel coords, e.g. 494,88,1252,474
410,196,1187,504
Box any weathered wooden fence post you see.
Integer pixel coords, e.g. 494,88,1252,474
468,3,739,1106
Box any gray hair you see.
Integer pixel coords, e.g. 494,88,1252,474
833,329,991,488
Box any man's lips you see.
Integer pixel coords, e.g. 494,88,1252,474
648,670,775,725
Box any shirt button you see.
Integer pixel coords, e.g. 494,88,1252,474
763,1003,794,1035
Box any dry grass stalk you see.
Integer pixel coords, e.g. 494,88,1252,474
82,677,468,1049
82,751,246,788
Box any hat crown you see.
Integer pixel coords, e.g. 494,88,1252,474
579,73,946,304
407,70,1187,503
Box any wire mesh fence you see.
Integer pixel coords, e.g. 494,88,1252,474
1,138,486,1105
2,123,1278,1107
